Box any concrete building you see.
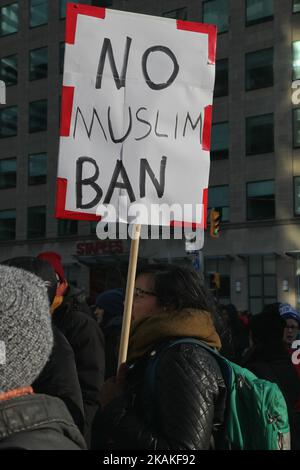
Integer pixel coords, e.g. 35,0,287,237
0,0,300,312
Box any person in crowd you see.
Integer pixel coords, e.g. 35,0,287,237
37,251,92,315
94,288,124,379
91,264,227,450
216,304,236,361
279,303,300,350
243,306,300,449
0,264,86,450
220,304,249,363
37,251,105,445
2,256,85,434
262,303,300,379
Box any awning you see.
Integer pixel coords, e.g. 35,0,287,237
74,254,150,267
74,254,130,267
285,251,300,259
237,252,280,259
204,255,234,260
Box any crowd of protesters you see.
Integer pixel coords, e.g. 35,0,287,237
0,253,300,450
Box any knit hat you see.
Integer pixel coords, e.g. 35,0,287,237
0,265,53,393
279,303,300,326
2,256,57,304
95,288,124,330
37,251,65,282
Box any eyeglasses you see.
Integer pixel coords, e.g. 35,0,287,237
285,325,299,331
133,287,156,298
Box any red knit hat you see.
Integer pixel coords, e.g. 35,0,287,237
37,251,65,282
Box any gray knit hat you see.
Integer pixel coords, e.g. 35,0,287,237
0,265,53,393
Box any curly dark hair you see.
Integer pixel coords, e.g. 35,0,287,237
137,263,216,314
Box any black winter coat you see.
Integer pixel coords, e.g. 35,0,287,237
52,301,105,444
32,325,85,433
243,343,300,409
0,394,86,450
243,343,300,449
91,341,226,450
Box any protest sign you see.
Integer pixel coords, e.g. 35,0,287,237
56,3,216,229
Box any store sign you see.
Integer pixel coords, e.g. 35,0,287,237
76,240,124,256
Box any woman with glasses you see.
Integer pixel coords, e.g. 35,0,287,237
91,264,227,450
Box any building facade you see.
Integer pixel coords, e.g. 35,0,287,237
0,0,300,311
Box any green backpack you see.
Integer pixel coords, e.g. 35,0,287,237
145,338,291,450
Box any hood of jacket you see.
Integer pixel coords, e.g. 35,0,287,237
127,308,221,362
0,393,86,450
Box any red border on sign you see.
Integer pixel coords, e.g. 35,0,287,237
60,86,75,137
202,105,213,151
56,178,101,221
170,187,208,229
176,20,217,64
66,2,106,45
202,187,208,229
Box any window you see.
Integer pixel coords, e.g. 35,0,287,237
27,206,46,238
211,122,229,160
28,153,47,185
0,158,16,189
60,0,81,19
30,0,48,28
248,254,277,314
246,48,273,91
59,42,65,74
293,0,300,13
208,185,229,221
293,108,300,147
246,114,274,155
0,209,16,240
90,221,97,234
0,106,17,138
60,0,67,19
0,3,18,36
294,177,300,215
29,47,48,80
58,219,78,237
247,180,275,220
29,100,47,133
293,42,300,81
91,1,113,6
203,0,229,34
0,55,17,86
214,58,228,97
163,7,187,20
246,0,273,26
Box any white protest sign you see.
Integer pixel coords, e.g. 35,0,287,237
56,3,216,229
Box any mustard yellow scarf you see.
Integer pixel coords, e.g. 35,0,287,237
127,308,221,362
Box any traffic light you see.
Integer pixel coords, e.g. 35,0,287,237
210,208,220,238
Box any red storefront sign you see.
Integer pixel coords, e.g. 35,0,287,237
76,240,124,256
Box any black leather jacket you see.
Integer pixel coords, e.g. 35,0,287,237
92,341,226,450
0,394,86,450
